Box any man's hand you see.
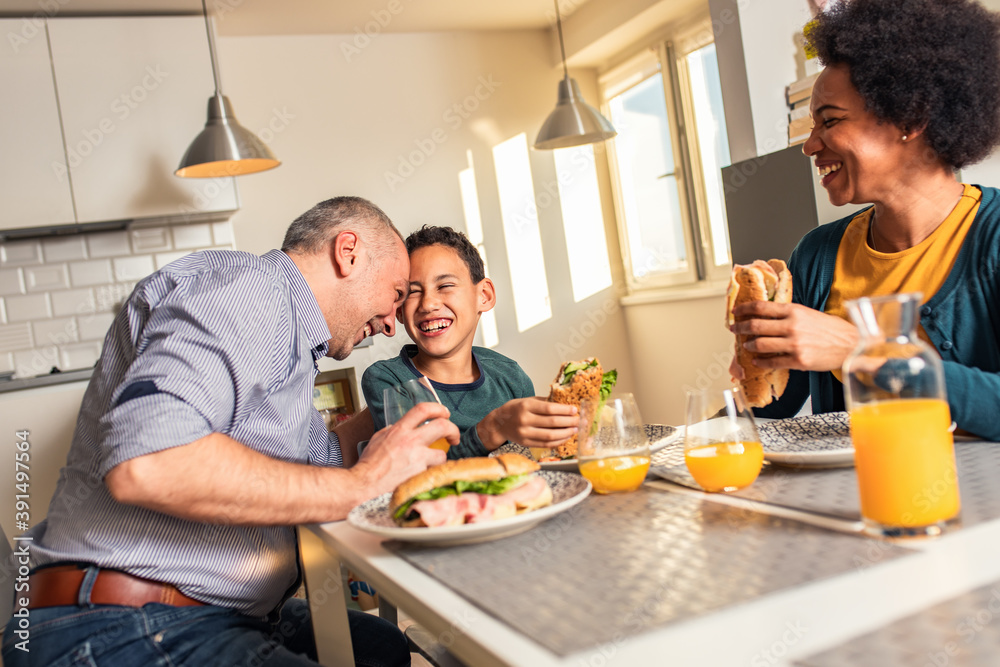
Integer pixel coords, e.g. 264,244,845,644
729,301,859,372
351,402,455,497
477,398,579,450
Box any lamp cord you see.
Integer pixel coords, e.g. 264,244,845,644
202,0,222,94
554,0,569,79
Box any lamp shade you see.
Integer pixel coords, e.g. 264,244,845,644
175,94,280,178
534,76,617,150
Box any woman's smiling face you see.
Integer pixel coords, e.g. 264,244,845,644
802,63,909,207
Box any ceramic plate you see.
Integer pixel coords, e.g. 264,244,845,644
758,412,855,468
495,424,678,471
347,471,592,546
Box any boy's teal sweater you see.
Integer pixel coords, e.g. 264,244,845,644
362,345,536,459
757,186,1000,441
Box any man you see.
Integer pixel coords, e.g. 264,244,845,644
3,197,456,666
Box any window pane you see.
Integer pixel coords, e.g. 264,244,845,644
608,72,688,279
553,145,612,301
492,133,552,332
458,164,499,347
687,44,732,268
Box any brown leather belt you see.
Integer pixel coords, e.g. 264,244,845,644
22,565,205,610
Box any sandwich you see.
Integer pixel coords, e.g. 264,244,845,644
390,453,553,527
543,358,618,459
726,259,793,408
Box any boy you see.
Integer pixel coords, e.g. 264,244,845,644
362,225,578,459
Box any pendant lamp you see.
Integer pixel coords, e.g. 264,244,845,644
533,0,617,150
175,0,280,178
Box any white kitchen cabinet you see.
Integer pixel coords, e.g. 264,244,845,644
0,19,77,230
47,16,238,224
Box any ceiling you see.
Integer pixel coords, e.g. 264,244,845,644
0,0,593,35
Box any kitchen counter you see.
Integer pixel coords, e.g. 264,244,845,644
0,368,93,394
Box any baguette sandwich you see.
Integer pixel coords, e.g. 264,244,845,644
390,453,553,527
726,259,793,408
543,358,618,459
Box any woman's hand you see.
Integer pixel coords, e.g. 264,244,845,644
729,301,859,372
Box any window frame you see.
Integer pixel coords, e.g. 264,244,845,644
600,22,732,293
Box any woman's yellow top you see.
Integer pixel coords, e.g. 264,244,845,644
826,183,981,380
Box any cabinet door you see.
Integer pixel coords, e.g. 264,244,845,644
0,19,76,230
47,17,238,224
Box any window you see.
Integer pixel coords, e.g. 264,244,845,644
601,31,732,291
492,133,552,332
458,157,499,348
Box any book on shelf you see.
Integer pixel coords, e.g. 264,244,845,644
788,115,814,137
786,71,820,105
789,105,811,122
789,132,810,146
791,97,811,110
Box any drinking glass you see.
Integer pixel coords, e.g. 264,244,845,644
844,293,959,536
383,377,451,452
576,393,650,494
684,386,764,492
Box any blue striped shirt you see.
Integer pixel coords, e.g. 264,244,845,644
31,249,342,618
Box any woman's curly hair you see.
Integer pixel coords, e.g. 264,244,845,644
806,0,1000,169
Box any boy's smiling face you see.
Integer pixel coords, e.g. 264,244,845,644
400,243,495,361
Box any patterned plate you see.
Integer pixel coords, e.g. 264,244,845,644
347,471,592,546
495,424,678,471
758,412,855,468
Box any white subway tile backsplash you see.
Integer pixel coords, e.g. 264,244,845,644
0,268,24,296
113,255,155,282
95,283,135,313
32,317,78,347
155,251,191,270
1,240,42,267
69,259,113,287
212,220,233,246
172,223,213,249
77,312,115,341
41,236,87,263
60,341,101,371
131,226,173,253
25,264,70,293
0,323,32,353
51,288,96,317
5,293,50,323
87,231,132,258
14,346,59,378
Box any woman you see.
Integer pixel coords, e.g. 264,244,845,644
731,0,1000,439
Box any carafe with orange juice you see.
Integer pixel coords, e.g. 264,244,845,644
576,393,650,494
684,386,764,492
844,293,960,536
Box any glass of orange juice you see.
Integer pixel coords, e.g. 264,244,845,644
576,393,650,494
683,387,764,493
383,377,451,452
844,293,960,537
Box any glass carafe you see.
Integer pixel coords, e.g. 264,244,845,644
843,293,960,537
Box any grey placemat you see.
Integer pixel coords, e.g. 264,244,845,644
652,441,1000,528
387,488,915,657
796,579,1000,666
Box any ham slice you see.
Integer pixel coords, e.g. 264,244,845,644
409,476,550,527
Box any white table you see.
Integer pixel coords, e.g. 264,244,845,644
300,486,1000,667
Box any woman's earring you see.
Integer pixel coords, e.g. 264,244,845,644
902,135,908,141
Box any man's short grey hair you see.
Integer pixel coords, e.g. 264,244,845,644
281,196,403,256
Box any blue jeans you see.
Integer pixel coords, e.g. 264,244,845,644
2,595,409,666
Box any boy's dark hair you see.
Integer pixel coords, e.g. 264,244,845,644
806,0,1000,169
405,226,486,283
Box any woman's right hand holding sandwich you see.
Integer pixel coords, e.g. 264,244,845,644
477,398,579,450
730,301,859,373
352,402,456,498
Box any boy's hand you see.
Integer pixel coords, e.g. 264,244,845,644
478,398,579,450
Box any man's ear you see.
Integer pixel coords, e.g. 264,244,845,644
477,278,497,314
331,231,361,277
